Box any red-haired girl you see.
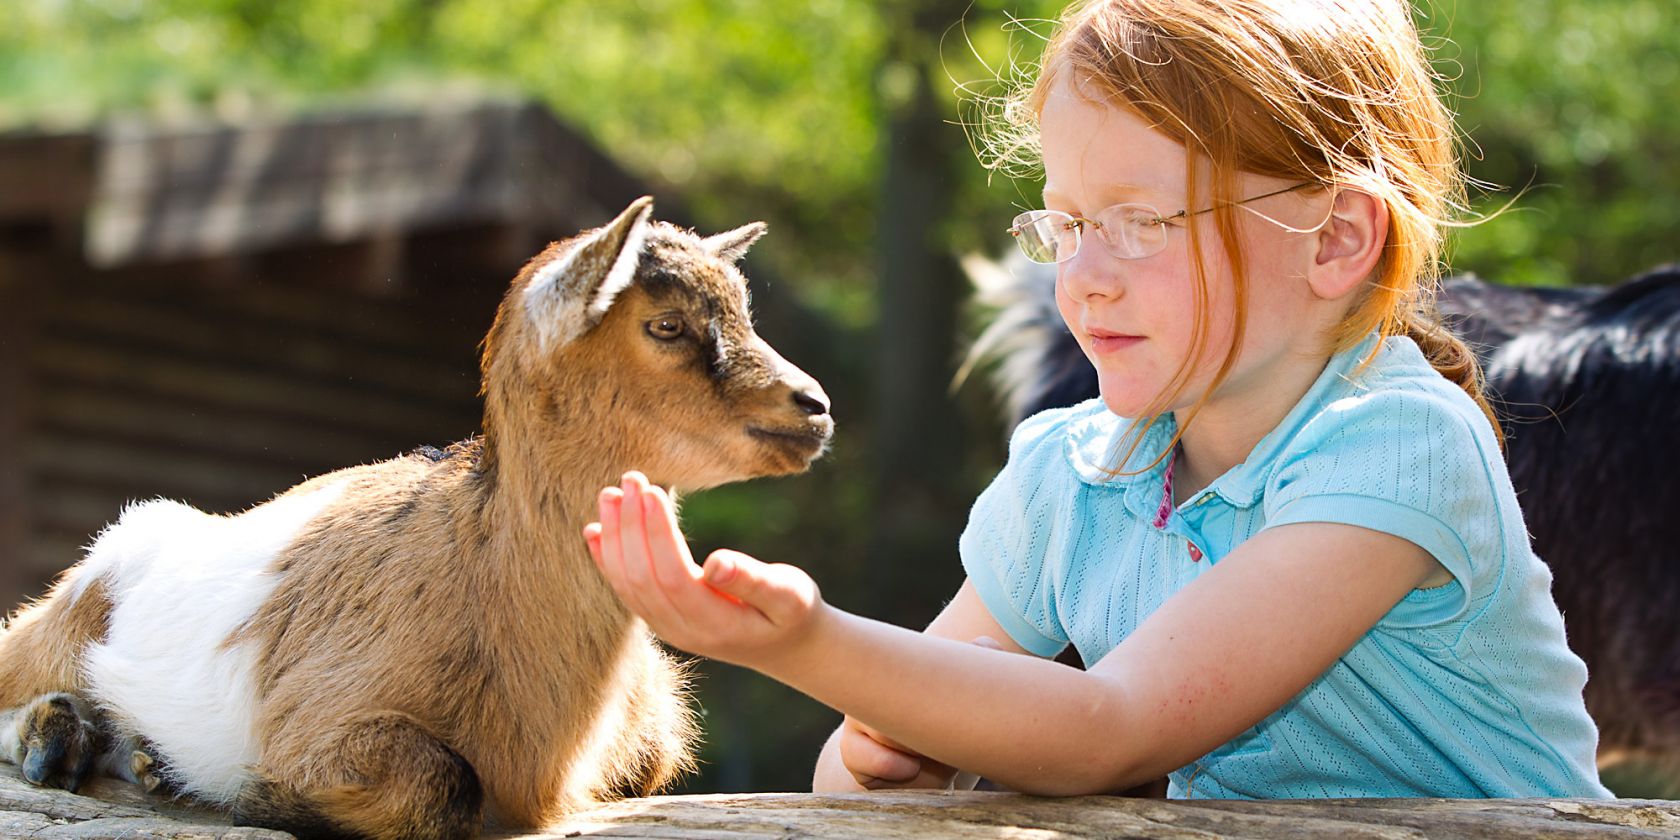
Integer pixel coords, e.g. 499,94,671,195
586,0,1610,799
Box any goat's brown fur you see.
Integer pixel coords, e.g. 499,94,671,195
0,576,112,707
0,197,832,838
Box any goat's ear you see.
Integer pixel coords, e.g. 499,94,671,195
522,196,654,349
702,221,767,263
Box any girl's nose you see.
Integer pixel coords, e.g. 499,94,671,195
1057,246,1124,302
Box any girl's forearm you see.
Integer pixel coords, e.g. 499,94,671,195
760,604,1146,795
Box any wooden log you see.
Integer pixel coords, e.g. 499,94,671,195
2,766,1675,840
538,791,1680,839
0,767,288,839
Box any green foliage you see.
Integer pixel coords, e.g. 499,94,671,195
1423,0,1680,286
3,1,1672,287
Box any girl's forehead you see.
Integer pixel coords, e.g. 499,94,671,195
1039,81,1188,206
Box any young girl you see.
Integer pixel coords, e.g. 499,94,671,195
584,0,1613,799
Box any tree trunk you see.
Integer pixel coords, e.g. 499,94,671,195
868,0,978,624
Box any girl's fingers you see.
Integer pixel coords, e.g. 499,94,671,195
596,487,623,580
838,722,921,785
639,485,712,617
583,522,603,563
598,486,654,620
619,472,689,622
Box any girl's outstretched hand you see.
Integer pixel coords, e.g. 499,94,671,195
584,471,826,670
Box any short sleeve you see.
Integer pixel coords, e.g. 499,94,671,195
958,407,1079,657
1262,387,1505,629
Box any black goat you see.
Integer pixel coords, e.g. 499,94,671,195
964,255,1680,797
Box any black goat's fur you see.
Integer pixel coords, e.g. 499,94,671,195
964,255,1680,795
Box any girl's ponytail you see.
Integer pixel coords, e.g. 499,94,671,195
1400,310,1504,448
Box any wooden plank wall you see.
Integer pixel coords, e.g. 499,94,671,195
0,281,30,606
0,130,96,608
14,237,507,606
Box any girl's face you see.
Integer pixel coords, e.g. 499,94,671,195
1039,81,1328,420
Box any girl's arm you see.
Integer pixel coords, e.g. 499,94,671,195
811,580,1031,792
587,472,1442,795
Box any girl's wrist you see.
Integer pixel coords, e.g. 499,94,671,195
748,598,842,685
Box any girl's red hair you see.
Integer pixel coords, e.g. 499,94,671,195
985,0,1498,467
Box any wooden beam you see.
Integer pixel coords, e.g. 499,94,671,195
2,767,1675,839
548,791,1680,839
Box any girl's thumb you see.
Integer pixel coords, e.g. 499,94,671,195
703,549,813,625
703,549,756,595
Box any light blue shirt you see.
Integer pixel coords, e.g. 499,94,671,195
960,333,1611,799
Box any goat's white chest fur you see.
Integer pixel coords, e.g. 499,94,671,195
70,483,347,804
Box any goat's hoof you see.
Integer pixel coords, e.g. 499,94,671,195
130,748,166,794
17,693,97,793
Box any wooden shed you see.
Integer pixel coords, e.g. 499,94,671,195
0,99,668,610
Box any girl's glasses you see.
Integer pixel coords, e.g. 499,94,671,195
1006,182,1313,264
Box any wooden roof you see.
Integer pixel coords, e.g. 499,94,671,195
0,98,666,269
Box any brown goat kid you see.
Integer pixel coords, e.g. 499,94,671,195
0,197,833,839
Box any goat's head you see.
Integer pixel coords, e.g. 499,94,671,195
484,197,833,491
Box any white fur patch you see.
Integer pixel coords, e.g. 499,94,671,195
77,482,346,805
522,218,650,351
0,709,23,764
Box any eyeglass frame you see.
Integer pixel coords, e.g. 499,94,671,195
1006,182,1316,264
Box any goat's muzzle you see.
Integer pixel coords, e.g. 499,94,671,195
740,339,833,470
746,408,832,465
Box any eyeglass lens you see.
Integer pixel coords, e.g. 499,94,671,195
1010,211,1074,263
1010,205,1169,264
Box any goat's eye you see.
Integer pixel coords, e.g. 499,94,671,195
646,316,686,341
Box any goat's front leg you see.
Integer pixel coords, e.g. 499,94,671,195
236,710,485,840
0,692,102,792
84,727,179,796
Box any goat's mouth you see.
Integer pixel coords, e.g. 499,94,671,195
746,420,833,459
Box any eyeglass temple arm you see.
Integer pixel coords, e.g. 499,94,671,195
1168,181,1316,222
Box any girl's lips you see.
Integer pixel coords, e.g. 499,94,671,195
1088,331,1144,353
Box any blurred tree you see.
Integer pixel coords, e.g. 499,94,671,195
1427,0,1680,286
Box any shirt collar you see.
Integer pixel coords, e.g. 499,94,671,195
1064,333,1384,512
1203,332,1383,507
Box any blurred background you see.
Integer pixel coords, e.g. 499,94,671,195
0,0,1675,795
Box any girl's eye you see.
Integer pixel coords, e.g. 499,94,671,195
1118,208,1162,228
646,316,685,341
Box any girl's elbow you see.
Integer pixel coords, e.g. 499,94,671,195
999,754,1148,797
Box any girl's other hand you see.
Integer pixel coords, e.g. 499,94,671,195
838,715,958,789
584,471,825,670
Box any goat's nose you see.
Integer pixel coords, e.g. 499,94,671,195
792,389,830,417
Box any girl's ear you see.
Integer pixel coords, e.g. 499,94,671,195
1307,189,1388,301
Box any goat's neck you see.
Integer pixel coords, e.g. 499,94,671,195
475,383,641,623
